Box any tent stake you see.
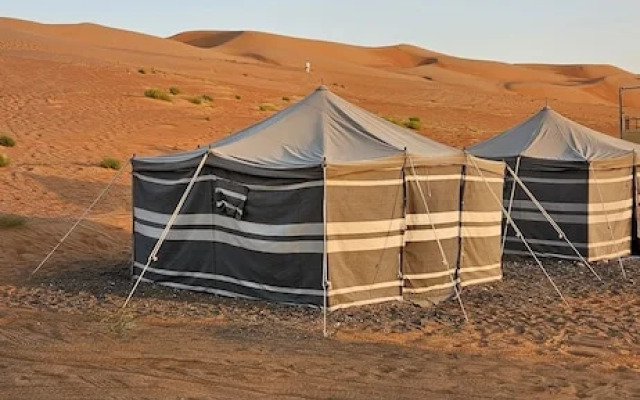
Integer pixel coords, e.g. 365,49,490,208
408,156,469,323
467,155,570,308
123,152,209,310
31,160,131,277
505,164,602,282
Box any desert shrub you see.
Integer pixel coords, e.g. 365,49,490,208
235,94,241,100
0,154,9,167
201,94,214,102
383,116,403,126
188,97,203,105
144,88,171,101
282,96,290,102
169,87,181,95
403,120,421,130
259,103,277,111
0,135,15,147
138,68,146,74
408,116,421,122
0,214,26,228
99,157,122,170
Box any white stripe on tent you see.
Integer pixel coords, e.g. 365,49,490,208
503,199,633,213
512,210,632,224
460,275,502,287
328,296,403,311
327,234,403,253
404,226,459,242
404,269,457,281
134,173,323,191
215,187,247,201
461,225,501,238
465,176,503,183
326,178,402,187
405,174,461,183
329,281,401,296
134,208,323,237
133,276,257,300
327,219,404,235
505,235,630,249
461,211,503,224
459,263,501,273
504,248,631,261
505,175,632,185
406,212,459,226
133,262,323,296
135,222,324,254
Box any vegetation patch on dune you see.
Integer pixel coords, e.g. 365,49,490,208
144,88,172,102
282,96,290,102
0,154,10,167
259,103,278,112
99,157,122,170
383,115,422,131
202,94,214,102
169,87,181,95
235,94,242,100
0,213,26,228
0,135,16,147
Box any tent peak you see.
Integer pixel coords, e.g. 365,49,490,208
316,85,329,91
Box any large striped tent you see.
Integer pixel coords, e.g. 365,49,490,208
469,106,640,261
132,86,505,310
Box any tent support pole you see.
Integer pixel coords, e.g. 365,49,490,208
590,165,627,279
502,157,521,254
408,156,469,323
505,165,602,281
31,160,131,277
322,158,329,338
467,155,570,308
122,152,209,309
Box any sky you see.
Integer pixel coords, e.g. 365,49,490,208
2,0,639,72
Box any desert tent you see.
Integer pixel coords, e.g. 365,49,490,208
131,86,504,310
468,106,640,262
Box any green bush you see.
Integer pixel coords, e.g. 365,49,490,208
383,116,403,126
201,94,214,102
99,157,122,170
408,116,421,122
403,120,421,130
0,213,26,228
0,154,9,167
259,103,277,111
0,135,15,147
144,88,171,102
188,97,203,105
282,96,290,102
169,87,181,95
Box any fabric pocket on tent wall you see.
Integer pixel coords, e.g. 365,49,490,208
214,180,249,219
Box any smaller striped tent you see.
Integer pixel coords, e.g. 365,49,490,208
468,106,640,261
132,86,505,310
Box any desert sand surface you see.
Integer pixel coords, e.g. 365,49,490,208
1,17,640,399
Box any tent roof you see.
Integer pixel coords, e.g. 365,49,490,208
468,107,640,162
136,86,460,168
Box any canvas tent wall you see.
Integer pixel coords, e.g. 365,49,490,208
132,86,505,310
468,106,640,261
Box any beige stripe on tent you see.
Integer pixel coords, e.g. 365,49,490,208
406,212,460,225
134,262,324,296
405,174,462,183
404,226,459,242
461,225,501,237
460,275,502,287
327,218,405,235
404,268,457,281
135,222,324,253
326,178,403,187
459,263,501,273
328,296,404,311
461,211,503,223
464,176,503,183
329,280,402,296
327,234,403,253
